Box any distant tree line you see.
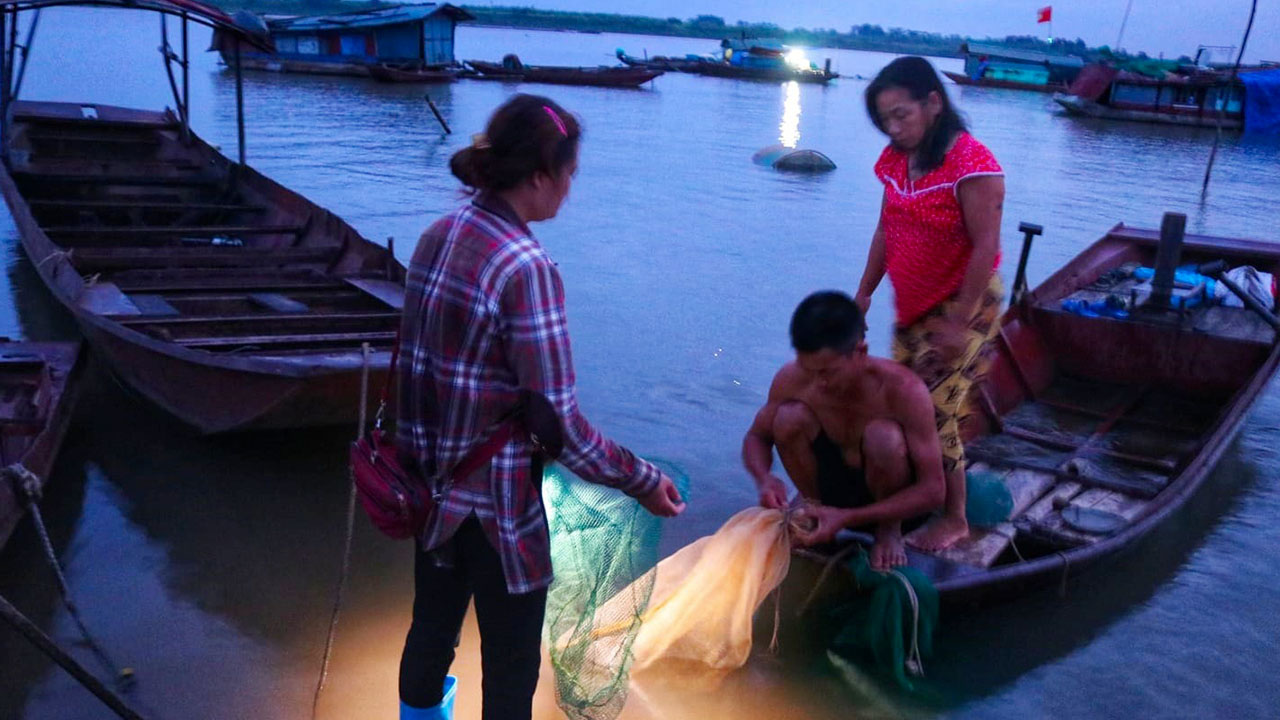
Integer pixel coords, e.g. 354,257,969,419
213,0,1168,61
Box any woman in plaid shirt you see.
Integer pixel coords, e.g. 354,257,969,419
396,94,686,720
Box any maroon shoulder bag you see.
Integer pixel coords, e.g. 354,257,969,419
349,337,564,540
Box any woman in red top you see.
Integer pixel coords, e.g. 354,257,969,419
854,56,1006,552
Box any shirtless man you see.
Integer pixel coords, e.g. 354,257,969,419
742,290,947,570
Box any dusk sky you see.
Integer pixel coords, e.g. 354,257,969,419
493,1,1279,64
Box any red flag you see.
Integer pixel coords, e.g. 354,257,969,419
1037,6,1053,23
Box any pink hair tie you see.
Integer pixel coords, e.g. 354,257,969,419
543,105,568,137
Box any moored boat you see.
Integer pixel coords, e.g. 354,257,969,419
690,38,836,84
463,58,662,88
0,340,83,551
0,1,407,434
942,41,1083,93
791,219,1280,608
1052,61,1277,130
367,62,458,83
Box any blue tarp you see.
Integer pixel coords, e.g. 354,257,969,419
1240,69,1280,135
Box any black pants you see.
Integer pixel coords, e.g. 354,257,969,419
399,517,548,720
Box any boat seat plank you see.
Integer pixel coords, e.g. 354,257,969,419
345,277,405,310
46,225,303,238
27,131,161,146
248,293,310,313
115,310,398,327
128,294,181,316
77,282,141,315
30,200,264,213
72,246,339,271
932,468,1057,568
12,171,221,187
1014,487,1148,549
173,330,396,350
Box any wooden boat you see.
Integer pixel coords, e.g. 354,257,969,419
792,220,1280,608
1053,63,1251,129
0,341,83,551
463,59,662,88
686,38,837,85
367,62,458,83
943,71,1069,94
615,49,706,74
943,42,1082,94
0,1,406,434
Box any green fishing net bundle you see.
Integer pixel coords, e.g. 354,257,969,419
542,460,689,720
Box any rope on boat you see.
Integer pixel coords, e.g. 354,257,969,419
2,463,145,718
887,569,924,678
309,343,369,719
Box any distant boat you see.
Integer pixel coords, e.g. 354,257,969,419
615,49,708,73
221,3,473,79
462,57,662,88
0,341,83,551
367,62,459,84
1053,61,1265,130
688,38,837,84
943,41,1083,93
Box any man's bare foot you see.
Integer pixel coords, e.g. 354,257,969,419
904,514,969,552
869,523,907,571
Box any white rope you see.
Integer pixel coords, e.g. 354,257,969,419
888,569,924,678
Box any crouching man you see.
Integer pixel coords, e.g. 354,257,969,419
742,291,946,570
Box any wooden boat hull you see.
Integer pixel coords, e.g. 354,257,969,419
1054,93,1244,129
463,61,662,88
0,341,84,550
0,101,404,434
944,70,1066,94
689,62,835,84
221,52,372,78
792,224,1280,607
367,63,458,84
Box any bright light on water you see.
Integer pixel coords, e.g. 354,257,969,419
779,81,801,148
784,49,810,70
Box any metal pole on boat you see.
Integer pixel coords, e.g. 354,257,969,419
1,10,9,155
234,39,246,166
1201,0,1257,196
0,594,147,720
11,8,38,101
1011,222,1043,306
181,12,190,144
1149,212,1187,309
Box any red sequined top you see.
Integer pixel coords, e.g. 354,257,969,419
874,132,1003,325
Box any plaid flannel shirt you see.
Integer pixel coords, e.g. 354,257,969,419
396,195,661,594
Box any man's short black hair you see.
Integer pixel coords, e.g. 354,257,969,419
790,291,867,354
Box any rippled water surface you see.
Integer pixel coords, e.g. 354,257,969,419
2,9,1280,719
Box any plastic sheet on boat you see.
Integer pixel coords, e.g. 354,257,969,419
1241,69,1280,136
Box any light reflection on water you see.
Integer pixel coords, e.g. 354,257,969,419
2,8,1280,720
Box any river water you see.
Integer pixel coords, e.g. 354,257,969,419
2,9,1279,719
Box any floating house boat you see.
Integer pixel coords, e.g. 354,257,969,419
943,41,1084,92
219,3,473,79
1053,62,1280,130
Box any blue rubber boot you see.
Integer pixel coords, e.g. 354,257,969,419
401,676,457,720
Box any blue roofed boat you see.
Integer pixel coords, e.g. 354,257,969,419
217,3,474,79
943,41,1084,93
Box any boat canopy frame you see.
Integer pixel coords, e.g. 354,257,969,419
0,0,274,165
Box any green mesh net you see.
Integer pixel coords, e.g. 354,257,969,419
542,460,689,720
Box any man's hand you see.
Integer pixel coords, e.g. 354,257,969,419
638,474,686,518
755,474,788,509
926,314,968,362
792,504,851,546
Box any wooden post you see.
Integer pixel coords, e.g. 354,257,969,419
0,594,147,720
1149,212,1187,309
234,40,245,166
425,95,450,134
181,13,190,143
